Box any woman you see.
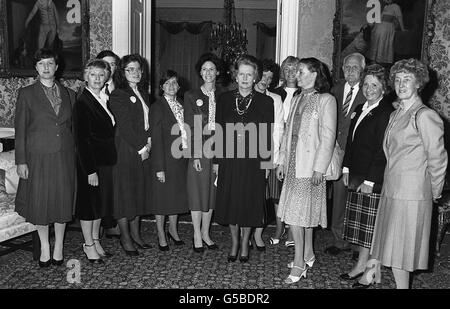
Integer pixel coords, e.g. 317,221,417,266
109,54,152,256
368,0,405,66
149,70,189,251
277,57,336,283
15,48,75,267
73,59,117,263
338,64,394,282
214,55,274,262
358,58,447,289
184,54,221,252
271,56,300,246
253,59,284,250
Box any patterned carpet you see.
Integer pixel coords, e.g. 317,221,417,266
0,218,449,289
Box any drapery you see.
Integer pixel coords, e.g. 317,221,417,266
255,22,276,61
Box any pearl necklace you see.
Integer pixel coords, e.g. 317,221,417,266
235,97,252,116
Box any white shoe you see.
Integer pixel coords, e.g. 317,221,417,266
287,255,315,269
285,265,307,284
285,240,295,247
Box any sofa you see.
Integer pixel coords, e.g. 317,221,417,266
0,148,38,259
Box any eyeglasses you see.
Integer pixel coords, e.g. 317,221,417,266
125,67,142,74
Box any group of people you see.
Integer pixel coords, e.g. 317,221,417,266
14,46,447,289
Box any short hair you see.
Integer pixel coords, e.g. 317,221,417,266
83,59,111,83
159,69,178,97
342,52,366,70
33,48,59,66
389,58,430,92
298,57,332,94
113,54,149,92
361,64,389,93
260,59,280,89
234,54,262,83
96,50,120,63
195,53,222,78
279,56,301,86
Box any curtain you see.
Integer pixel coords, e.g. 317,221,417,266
255,22,276,61
157,21,212,99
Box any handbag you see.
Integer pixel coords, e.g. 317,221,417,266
324,142,344,181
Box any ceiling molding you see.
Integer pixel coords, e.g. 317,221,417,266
155,0,277,10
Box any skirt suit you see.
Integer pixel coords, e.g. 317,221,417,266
14,81,76,225
108,87,152,220
73,88,116,220
371,99,447,271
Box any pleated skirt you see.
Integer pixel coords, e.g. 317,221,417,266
370,195,432,272
15,150,75,225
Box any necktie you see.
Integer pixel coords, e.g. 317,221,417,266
104,83,110,96
342,87,353,116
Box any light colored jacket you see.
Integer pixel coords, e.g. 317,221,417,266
382,98,447,200
278,91,337,178
267,90,284,165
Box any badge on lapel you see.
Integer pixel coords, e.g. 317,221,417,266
196,99,203,107
350,112,356,119
130,96,137,103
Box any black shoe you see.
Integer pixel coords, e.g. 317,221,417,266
239,255,249,263
167,232,184,246
202,240,218,250
38,259,51,268
132,239,152,250
193,239,205,253
51,258,64,266
158,242,170,251
352,281,373,289
119,241,139,257
339,272,364,281
227,254,237,262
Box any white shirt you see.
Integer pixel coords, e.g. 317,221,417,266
343,82,360,116
85,87,115,126
266,90,284,165
283,87,297,122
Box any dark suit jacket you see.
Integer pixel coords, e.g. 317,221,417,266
15,81,75,164
73,89,117,175
108,87,150,152
331,81,366,151
342,98,394,193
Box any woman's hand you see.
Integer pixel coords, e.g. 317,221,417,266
88,173,99,187
357,183,373,194
343,173,349,187
276,165,285,181
193,159,202,172
156,171,166,183
17,164,29,179
311,171,324,186
213,164,219,175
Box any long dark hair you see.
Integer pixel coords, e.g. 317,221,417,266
298,57,332,94
113,54,149,93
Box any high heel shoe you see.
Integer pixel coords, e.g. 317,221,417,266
340,271,364,281
239,254,249,263
131,239,152,250
285,265,308,284
51,258,64,266
227,254,237,262
158,242,169,251
167,232,185,246
352,260,381,289
251,239,266,252
193,239,204,253
83,243,105,263
93,238,113,257
119,241,139,257
38,259,52,268
304,255,316,268
202,240,218,250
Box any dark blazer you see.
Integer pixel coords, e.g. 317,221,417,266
342,98,394,193
331,81,366,151
15,81,75,164
272,86,301,103
73,89,117,175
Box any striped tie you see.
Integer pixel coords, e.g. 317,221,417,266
342,87,353,116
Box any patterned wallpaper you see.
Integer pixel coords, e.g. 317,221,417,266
297,0,336,69
429,0,450,120
0,0,112,128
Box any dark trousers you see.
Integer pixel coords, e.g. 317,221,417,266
331,176,350,248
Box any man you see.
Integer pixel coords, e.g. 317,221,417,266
325,53,366,256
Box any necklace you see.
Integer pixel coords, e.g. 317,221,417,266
235,97,252,115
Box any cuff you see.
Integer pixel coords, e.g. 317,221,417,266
342,167,349,174
363,180,375,187
138,146,147,155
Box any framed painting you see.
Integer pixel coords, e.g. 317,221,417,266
332,0,436,82
0,0,89,78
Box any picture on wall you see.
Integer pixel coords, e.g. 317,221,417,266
0,0,89,78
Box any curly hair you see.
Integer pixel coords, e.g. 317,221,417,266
234,55,262,83
389,58,429,92
361,64,389,93
113,54,149,93
298,57,331,94
279,56,300,86
195,53,222,79
260,59,280,89
83,59,111,83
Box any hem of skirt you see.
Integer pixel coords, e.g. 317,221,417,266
282,221,327,228
380,261,428,273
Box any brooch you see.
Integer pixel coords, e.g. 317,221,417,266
350,112,356,119
130,96,137,103
196,99,203,107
